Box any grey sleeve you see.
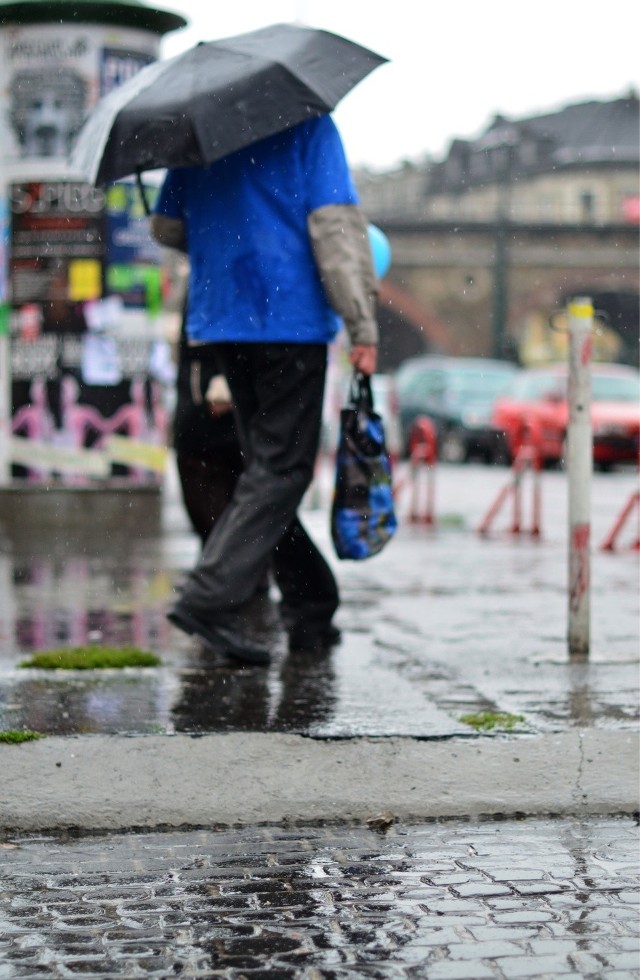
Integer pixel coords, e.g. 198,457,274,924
150,214,187,253
307,203,379,346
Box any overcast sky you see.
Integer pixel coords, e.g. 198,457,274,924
159,0,639,171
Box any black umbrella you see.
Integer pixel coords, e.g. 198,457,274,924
68,22,388,193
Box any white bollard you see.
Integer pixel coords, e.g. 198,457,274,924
567,297,593,658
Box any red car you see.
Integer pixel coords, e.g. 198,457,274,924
490,363,640,470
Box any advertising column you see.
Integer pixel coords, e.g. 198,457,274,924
0,7,184,484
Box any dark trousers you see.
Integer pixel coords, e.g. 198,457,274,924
177,342,339,632
176,446,243,546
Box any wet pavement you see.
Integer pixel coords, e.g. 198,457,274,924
1,816,638,978
0,459,638,740
1,459,639,976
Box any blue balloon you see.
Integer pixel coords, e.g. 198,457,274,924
368,224,392,279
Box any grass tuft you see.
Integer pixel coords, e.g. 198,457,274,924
460,711,525,732
18,646,161,670
0,730,45,744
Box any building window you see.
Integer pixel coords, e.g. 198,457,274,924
580,190,595,222
470,152,488,177
447,157,463,183
520,140,538,166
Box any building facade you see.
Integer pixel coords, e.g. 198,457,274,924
355,93,639,369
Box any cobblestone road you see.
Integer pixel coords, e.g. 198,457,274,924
1,815,638,978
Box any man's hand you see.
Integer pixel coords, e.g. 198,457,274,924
349,344,377,376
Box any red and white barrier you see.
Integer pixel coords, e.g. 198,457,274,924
600,490,640,552
477,417,543,538
406,416,438,526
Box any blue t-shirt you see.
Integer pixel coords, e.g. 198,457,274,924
154,115,359,344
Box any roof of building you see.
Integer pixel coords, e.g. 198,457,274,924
423,91,639,193
501,92,639,166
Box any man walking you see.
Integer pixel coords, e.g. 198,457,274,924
151,113,378,665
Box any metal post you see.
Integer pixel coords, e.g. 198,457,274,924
491,142,513,360
492,215,508,360
567,297,593,658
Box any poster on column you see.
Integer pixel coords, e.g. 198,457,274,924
8,179,170,484
1,27,94,164
2,25,169,483
0,25,157,162
105,181,164,313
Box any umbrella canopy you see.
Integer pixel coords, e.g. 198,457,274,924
68,22,388,186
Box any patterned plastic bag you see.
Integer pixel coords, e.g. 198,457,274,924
331,371,398,560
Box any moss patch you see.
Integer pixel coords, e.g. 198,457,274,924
0,730,45,744
19,646,161,670
460,711,525,731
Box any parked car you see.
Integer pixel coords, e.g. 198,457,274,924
490,363,640,470
394,356,519,462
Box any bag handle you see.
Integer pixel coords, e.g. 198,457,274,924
349,370,374,412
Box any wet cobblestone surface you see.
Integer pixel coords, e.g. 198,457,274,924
1,815,638,978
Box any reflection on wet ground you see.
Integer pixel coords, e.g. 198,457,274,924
173,645,340,734
1,816,638,978
1,463,638,739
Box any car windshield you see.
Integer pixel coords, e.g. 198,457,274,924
592,374,640,402
505,370,640,403
506,373,563,400
446,368,516,399
398,364,515,403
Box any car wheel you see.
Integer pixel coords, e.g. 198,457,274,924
440,426,468,463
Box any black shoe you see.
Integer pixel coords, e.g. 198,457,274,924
167,603,271,666
288,622,342,653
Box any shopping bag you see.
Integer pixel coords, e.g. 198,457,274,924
331,371,398,560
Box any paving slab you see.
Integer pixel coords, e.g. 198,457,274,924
0,815,638,979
